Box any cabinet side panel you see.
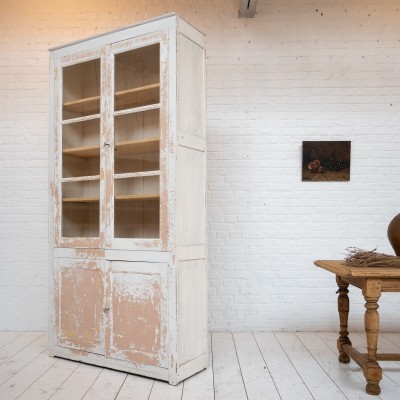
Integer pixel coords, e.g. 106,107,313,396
178,259,207,365
176,146,206,246
177,34,205,140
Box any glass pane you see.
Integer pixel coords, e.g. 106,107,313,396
114,176,160,239
63,59,100,120
62,180,99,237
114,110,160,175
62,119,100,178
114,44,160,112
115,109,160,142
112,44,161,241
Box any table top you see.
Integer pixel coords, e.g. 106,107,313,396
315,260,400,278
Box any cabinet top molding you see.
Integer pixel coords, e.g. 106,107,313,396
49,12,204,54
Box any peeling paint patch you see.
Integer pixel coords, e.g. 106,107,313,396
58,266,103,352
74,248,105,259
117,349,159,366
109,271,162,365
68,347,89,357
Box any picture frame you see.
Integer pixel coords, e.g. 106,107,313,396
302,141,351,182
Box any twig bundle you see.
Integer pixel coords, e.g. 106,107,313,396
345,247,400,268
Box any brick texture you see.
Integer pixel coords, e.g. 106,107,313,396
0,0,399,331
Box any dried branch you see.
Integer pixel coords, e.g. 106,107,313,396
345,247,400,268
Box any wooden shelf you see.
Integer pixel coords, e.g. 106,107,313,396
114,170,160,180
63,137,160,158
63,83,160,115
116,137,160,156
115,194,160,202
62,113,101,125
63,96,100,115
63,145,100,158
63,194,160,203
115,83,160,111
114,103,160,117
62,175,100,183
63,197,99,203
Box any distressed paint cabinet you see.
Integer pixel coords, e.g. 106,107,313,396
49,14,207,384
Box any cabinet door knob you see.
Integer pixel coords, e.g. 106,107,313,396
103,307,110,313
104,142,111,147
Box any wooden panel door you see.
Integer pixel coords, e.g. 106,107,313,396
54,258,105,354
106,261,168,368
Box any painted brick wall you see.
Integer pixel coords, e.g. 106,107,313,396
0,0,399,331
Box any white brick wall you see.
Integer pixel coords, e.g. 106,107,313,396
0,0,399,331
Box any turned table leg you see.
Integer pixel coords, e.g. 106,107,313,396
363,279,382,395
336,275,351,363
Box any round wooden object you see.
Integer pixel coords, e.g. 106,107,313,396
388,213,400,256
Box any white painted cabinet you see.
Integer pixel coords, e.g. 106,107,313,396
49,14,207,384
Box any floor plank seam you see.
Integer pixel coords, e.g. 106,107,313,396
46,360,80,400
147,378,155,400
13,355,58,400
113,373,128,400
295,332,351,400
2,344,49,376
0,332,24,350
315,331,384,396
314,333,361,374
380,333,400,352
273,332,316,400
2,332,400,400
231,332,249,400
0,333,45,367
210,333,216,400
252,332,282,400
180,378,185,400
81,367,105,400
0,345,50,388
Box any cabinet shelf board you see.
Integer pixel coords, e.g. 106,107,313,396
63,96,100,115
116,83,160,97
114,170,160,180
63,137,160,158
116,137,160,155
63,144,100,158
62,83,160,114
62,113,100,125
114,103,160,117
115,83,160,111
62,193,160,203
62,175,100,183
115,194,160,201
62,197,99,203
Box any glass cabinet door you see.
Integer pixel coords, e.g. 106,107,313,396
112,42,162,242
54,37,167,249
59,57,102,240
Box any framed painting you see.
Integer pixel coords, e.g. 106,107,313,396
302,141,351,182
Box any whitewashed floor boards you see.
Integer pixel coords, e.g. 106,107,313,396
0,331,399,399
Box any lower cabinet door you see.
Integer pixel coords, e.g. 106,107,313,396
106,261,168,368
54,258,105,354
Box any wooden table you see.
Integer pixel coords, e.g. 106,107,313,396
315,260,400,395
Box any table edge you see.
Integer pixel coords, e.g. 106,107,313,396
315,259,400,278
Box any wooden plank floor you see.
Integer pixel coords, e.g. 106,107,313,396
0,332,400,399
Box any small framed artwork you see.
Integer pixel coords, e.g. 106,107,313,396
302,141,351,182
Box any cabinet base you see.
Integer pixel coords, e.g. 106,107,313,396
49,345,207,385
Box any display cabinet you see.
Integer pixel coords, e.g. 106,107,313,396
49,14,206,384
